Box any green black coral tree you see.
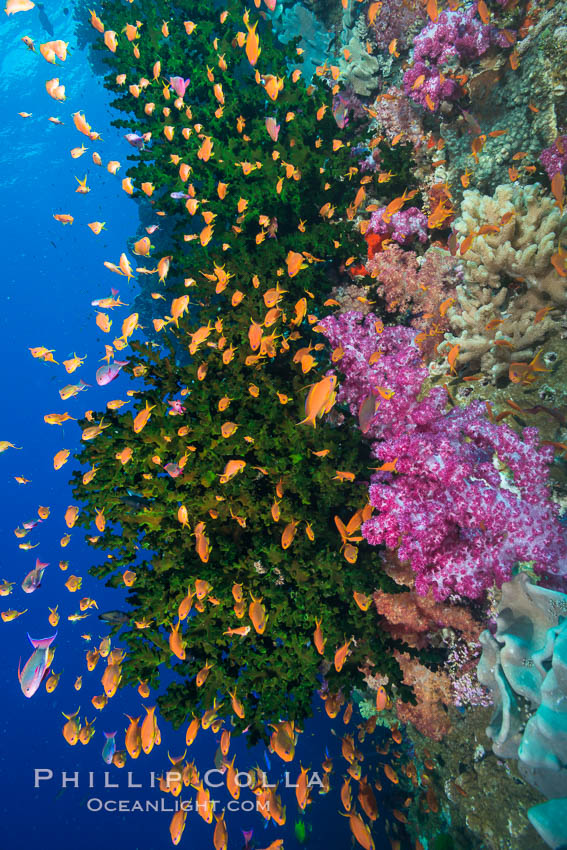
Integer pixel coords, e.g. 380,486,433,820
71,0,420,743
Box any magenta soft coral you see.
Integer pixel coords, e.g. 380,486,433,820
319,312,567,601
540,136,567,178
403,5,493,110
412,4,492,66
368,207,428,246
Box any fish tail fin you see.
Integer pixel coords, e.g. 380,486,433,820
28,632,57,649
62,706,80,720
296,414,316,428
104,731,117,738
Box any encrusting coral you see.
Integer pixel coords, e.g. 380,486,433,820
393,650,453,741
438,183,567,381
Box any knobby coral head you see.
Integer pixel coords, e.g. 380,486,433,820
320,311,567,601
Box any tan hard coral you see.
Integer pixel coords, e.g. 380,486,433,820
437,183,567,382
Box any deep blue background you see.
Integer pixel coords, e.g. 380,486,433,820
0,4,401,849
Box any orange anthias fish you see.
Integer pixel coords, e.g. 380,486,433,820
426,0,438,21
343,811,375,850
270,721,295,762
249,594,267,634
314,618,326,655
169,807,187,846
125,715,142,759
552,172,565,212
353,591,371,611
508,349,551,384
447,344,460,373
381,189,417,223
334,639,352,672
62,708,81,745
133,400,156,433
281,519,299,549
169,621,186,660
298,375,337,427
244,13,261,66
229,689,245,720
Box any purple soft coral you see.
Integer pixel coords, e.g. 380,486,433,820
413,5,492,65
368,207,428,245
404,5,493,110
319,311,567,601
540,136,567,179
403,61,460,111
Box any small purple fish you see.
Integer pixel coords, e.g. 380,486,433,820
22,559,48,594
164,463,183,478
96,360,129,387
169,76,190,98
22,518,43,530
102,731,117,765
18,633,57,698
266,117,280,141
168,399,186,415
459,107,482,136
358,392,380,434
332,94,349,129
170,192,190,200
124,133,145,150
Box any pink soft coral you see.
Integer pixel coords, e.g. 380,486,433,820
319,312,567,601
371,86,424,150
367,244,458,354
368,207,428,246
403,5,494,110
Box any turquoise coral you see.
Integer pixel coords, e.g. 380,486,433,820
477,572,567,848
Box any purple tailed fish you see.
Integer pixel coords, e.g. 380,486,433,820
18,633,57,698
266,117,280,141
124,133,145,150
102,731,117,764
96,360,129,386
358,393,380,434
169,76,190,98
22,518,42,530
332,94,349,129
22,559,49,594
168,399,186,415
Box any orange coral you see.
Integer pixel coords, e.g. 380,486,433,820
373,586,482,648
394,650,453,741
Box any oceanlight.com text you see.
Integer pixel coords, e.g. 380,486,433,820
86,798,269,814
